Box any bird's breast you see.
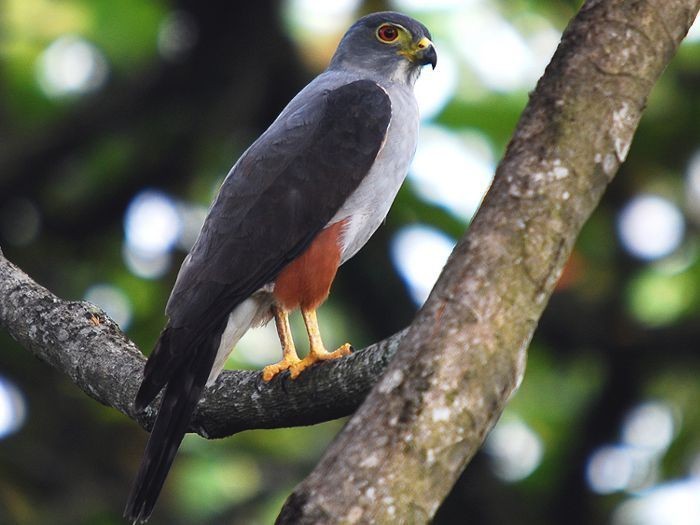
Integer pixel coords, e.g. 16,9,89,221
273,219,347,311
334,82,420,265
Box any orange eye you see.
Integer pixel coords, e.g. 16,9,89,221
377,24,399,43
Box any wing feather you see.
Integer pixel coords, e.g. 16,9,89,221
167,79,391,330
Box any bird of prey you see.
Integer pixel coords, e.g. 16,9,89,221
124,11,436,522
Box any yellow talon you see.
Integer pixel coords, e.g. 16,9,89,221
264,305,352,381
262,354,301,382
289,343,352,379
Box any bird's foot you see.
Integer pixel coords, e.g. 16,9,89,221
289,343,353,379
262,354,301,382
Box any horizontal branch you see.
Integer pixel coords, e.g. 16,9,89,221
0,253,404,438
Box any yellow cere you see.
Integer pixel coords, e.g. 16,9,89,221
416,36,432,50
387,28,433,62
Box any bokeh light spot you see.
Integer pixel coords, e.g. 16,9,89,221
124,190,182,257
622,401,677,454
0,376,27,440
122,245,172,280
284,0,361,34
391,225,455,305
485,417,544,482
588,445,636,494
414,44,458,120
450,7,537,92
410,125,494,220
587,445,658,494
617,195,685,260
35,35,108,98
613,478,700,525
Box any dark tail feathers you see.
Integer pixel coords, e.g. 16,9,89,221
124,327,220,523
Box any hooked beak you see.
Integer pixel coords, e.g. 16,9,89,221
415,37,437,70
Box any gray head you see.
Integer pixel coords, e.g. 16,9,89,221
328,11,437,85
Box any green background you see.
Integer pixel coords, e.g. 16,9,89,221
1,0,700,523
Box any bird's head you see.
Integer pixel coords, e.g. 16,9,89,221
328,12,437,85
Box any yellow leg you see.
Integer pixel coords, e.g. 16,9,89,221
262,306,301,381
289,308,352,379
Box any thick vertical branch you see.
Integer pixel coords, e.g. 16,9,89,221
276,1,700,522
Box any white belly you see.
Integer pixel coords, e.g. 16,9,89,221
332,83,419,264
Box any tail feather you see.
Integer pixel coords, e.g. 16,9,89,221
124,328,221,523
134,328,175,411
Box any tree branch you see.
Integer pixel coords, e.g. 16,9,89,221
275,0,700,522
0,253,404,438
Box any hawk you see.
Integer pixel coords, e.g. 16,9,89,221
125,11,436,522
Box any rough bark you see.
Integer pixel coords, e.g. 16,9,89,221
275,0,700,523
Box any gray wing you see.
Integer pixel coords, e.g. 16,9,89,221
167,78,392,331
137,79,392,404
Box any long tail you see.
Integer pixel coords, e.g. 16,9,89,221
124,297,266,523
124,327,220,523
